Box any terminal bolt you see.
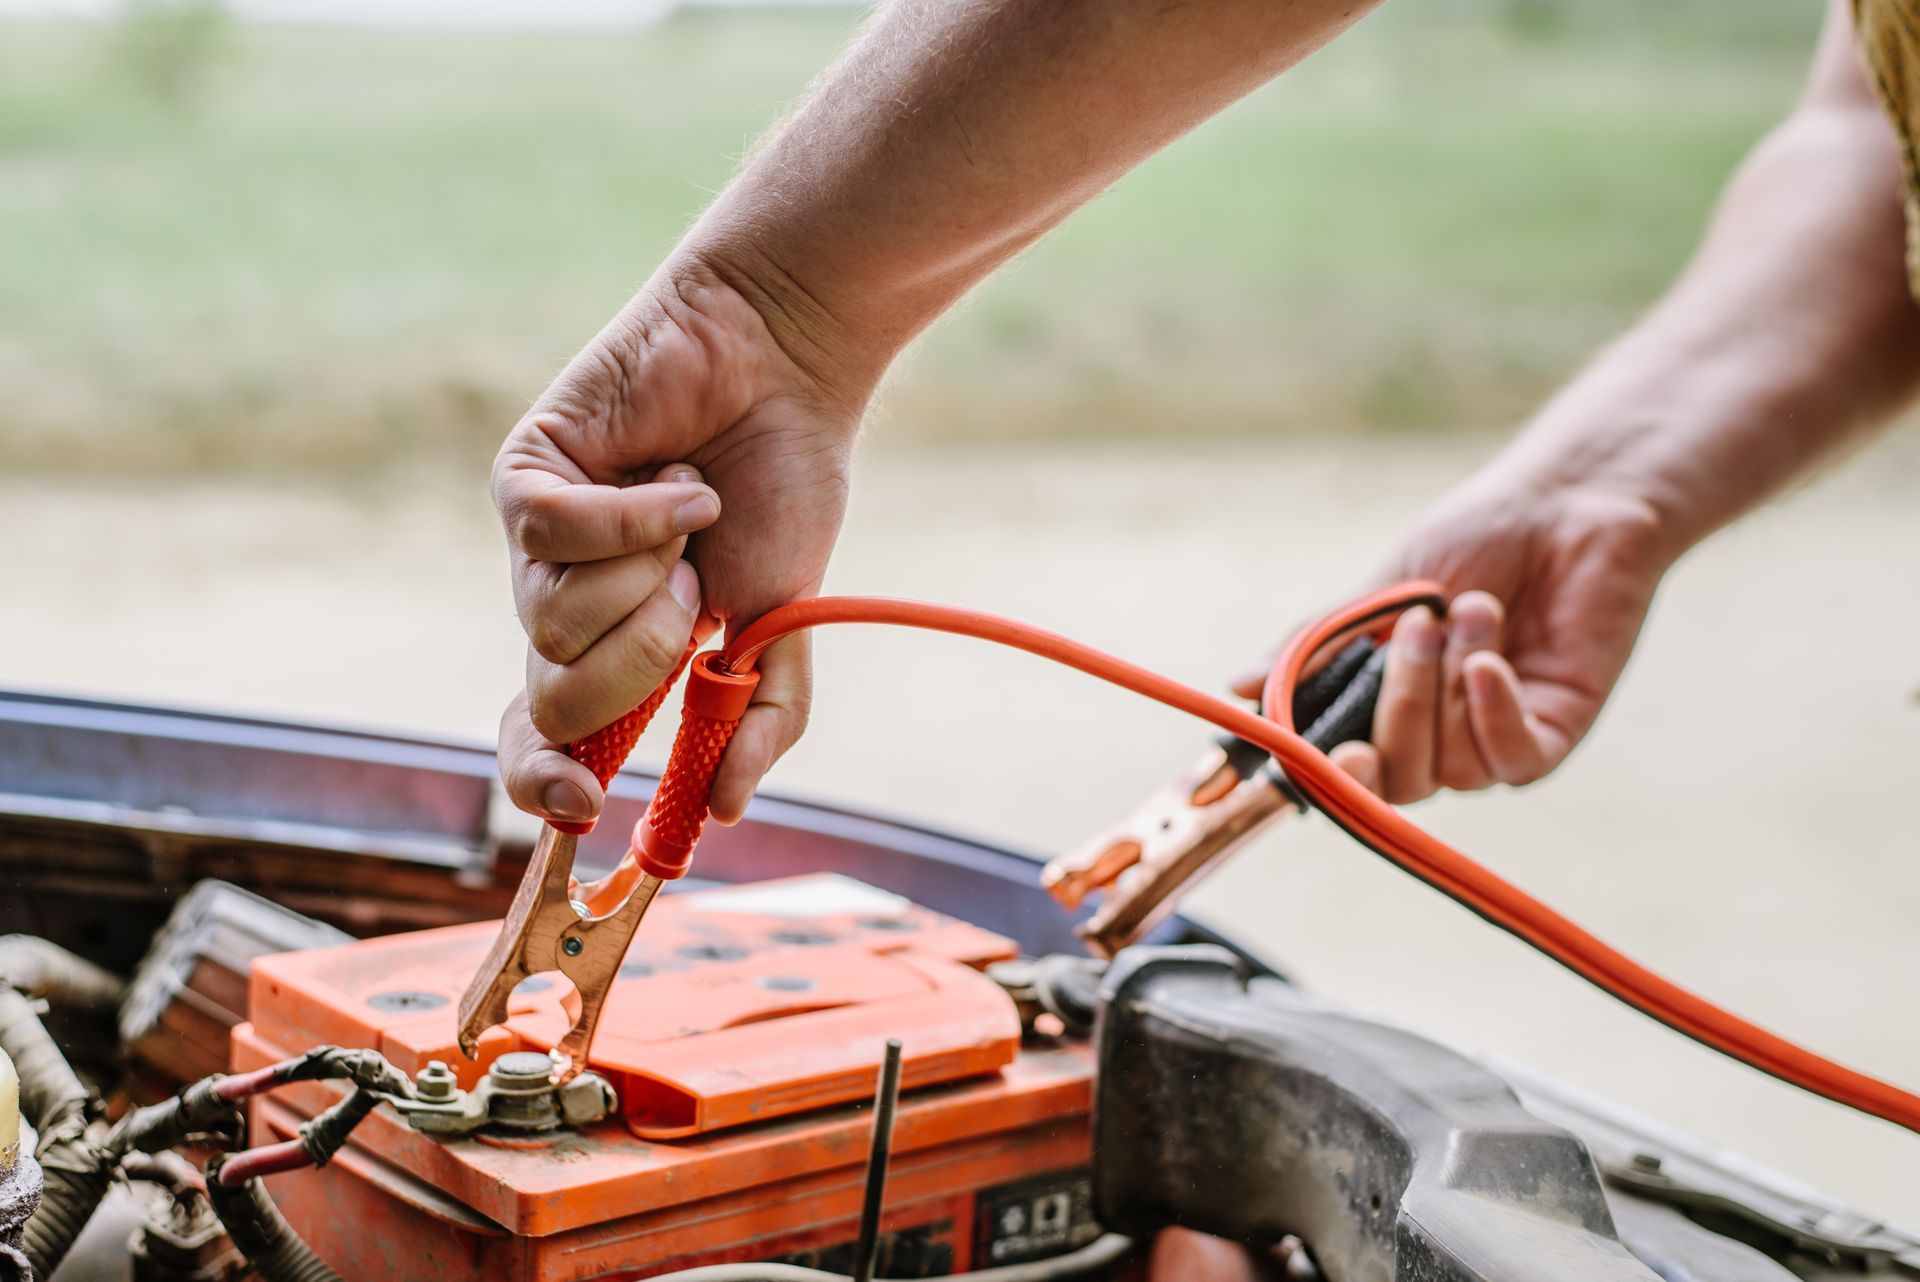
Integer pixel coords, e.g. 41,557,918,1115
413,1060,459,1102
557,1073,617,1128
389,1054,616,1138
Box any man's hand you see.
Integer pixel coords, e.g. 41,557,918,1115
1240,0,1920,805
1236,477,1670,804
493,256,867,830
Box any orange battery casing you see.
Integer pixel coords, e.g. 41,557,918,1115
235,876,1099,1280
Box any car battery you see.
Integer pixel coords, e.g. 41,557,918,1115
233,874,1099,1280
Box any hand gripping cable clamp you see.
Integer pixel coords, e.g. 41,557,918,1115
455,646,759,1079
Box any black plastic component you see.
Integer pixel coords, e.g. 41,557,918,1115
1092,947,1659,1281
1029,955,1105,1038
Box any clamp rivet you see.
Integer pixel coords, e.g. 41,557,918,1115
561,937,584,957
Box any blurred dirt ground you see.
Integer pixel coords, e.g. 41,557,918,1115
4,426,1918,1225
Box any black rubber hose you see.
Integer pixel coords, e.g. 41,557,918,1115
0,939,124,1019
0,985,105,1280
104,1075,243,1162
203,1162,342,1282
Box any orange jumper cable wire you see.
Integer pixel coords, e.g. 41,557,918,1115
653,584,1920,1135
463,583,1920,1134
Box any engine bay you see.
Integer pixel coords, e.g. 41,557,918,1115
1,690,1916,1281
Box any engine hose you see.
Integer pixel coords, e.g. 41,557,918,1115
0,939,124,1021
647,1233,1133,1282
0,985,105,1279
202,1163,342,1282
639,588,1920,1136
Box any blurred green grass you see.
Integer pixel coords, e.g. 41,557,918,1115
0,0,1820,470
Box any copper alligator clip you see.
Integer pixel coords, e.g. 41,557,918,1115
1043,637,1388,957
457,644,759,1079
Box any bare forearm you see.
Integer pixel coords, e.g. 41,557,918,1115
683,0,1379,393
1498,15,1920,560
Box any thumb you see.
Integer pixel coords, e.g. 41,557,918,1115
705,630,812,825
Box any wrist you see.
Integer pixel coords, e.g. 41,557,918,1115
670,220,899,427
1496,396,1721,573
1477,437,1689,577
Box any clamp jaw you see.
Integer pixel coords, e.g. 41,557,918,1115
456,647,759,1079
1045,739,1299,957
1043,637,1389,957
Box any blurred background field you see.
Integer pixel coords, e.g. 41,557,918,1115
1,0,1822,471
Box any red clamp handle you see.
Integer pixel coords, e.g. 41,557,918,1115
549,638,700,836
633,651,760,879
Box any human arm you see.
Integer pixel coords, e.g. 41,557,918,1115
495,0,1392,824
1282,0,1920,800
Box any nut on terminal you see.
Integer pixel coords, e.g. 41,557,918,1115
391,1053,615,1137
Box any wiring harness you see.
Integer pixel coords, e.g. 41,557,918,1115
611,582,1920,1136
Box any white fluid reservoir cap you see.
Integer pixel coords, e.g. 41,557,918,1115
0,1047,17,1163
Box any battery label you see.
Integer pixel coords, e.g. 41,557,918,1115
973,1169,1102,1267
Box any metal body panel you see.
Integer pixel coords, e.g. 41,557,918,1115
0,689,1255,966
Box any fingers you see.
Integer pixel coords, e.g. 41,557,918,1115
495,464,719,565
1334,591,1560,803
517,546,683,666
1433,591,1504,792
498,690,604,826
1228,665,1266,702
1237,588,1569,805
707,632,812,825
1371,605,1443,803
1462,651,1563,786
525,561,703,746
1329,741,1382,795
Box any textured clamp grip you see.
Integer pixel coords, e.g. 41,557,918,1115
1302,642,1390,751
549,638,699,836
1263,640,1391,809
1293,636,1379,733
1212,637,1379,781
633,652,760,880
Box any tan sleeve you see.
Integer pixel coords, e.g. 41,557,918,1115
1855,0,1920,295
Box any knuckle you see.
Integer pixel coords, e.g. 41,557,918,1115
527,613,583,666
523,669,578,745
626,617,687,681
513,500,562,561
499,755,542,806
1502,759,1549,788
616,495,666,553
772,703,811,753
1380,772,1429,806
526,695,577,748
